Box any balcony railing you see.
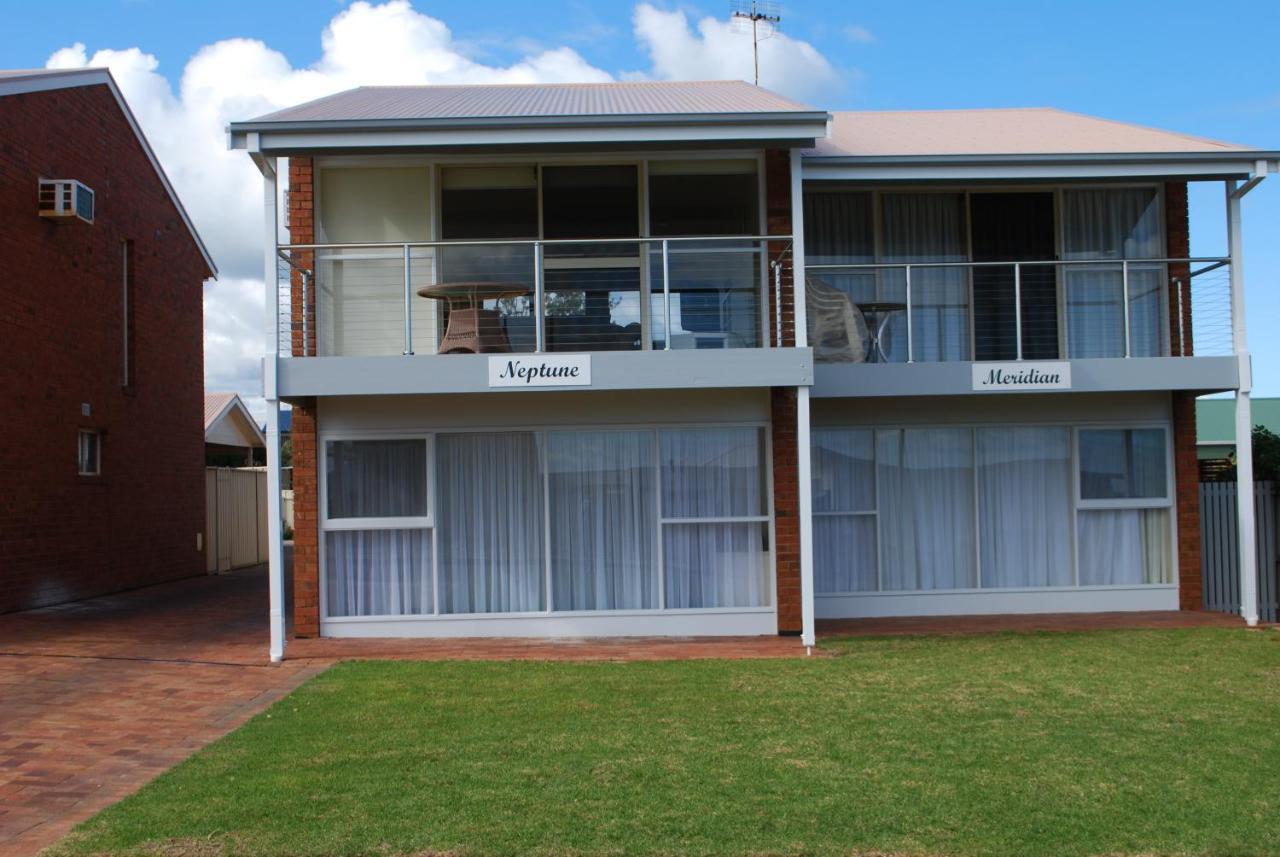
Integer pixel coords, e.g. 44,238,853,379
275,236,791,358
805,257,1232,364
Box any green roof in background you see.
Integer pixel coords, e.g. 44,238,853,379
1196,397,1280,444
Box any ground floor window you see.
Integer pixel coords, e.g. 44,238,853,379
322,425,770,618
812,423,1173,594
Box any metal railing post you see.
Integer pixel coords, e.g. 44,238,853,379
662,239,672,351
904,265,914,363
773,255,782,348
534,242,545,353
1175,277,1186,356
301,268,310,357
402,244,413,356
1121,260,1131,358
1014,262,1023,361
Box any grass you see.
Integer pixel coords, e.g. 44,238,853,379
53,628,1280,857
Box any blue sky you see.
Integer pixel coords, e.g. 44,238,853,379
5,0,1277,396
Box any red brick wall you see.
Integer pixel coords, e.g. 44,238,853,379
286,157,321,636
1171,392,1203,609
1165,182,1193,356
290,399,320,636
764,149,801,634
0,83,209,613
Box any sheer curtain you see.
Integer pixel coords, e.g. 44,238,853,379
1078,509,1170,585
548,431,657,611
812,429,877,593
324,439,430,617
977,427,1073,588
437,432,546,613
1063,189,1167,358
661,428,767,608
877,428,976,590
326,530,431,616
881,194,970,362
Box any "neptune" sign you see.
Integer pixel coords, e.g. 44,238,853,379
488,354,592,388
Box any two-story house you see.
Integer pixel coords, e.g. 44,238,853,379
228,81,1276,661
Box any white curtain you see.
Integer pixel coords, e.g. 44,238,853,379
977,427,1073,588
660,428,767,608
882,193,970,362
812,429,877,593
325,529,431,616
1063,189,1167,358
877,428,976,590
326,439,427,518
1078,509,1171,585
548,431,657,610
437,433,546,613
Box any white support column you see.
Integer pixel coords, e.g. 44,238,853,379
790,149,816,649
261,157,288,661
1227,179,1258,626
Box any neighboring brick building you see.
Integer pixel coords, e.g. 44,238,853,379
0,68,215,613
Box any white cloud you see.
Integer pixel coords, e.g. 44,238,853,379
630,3,839,102
843,25,876,45
45,1,840,417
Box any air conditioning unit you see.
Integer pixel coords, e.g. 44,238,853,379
38,179,95,224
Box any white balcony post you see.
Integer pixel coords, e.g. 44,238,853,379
1228,178,1259,626
1121,260,1131,358
904,265,914,363
260,158,286,663
534,241,545,353
662,239,672,351
1013,263,1023,361
402,244,413,356
790,148,816,651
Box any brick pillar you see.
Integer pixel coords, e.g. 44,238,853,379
1165,182,1193,356
288,157,315,358
1172,391,1203,610
764,149,802,634
290,398,320,637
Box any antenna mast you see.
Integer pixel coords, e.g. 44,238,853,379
731,1,782,87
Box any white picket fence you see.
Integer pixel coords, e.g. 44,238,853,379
205,467,268,573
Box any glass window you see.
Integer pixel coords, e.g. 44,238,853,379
1079,429,1167,500
812,429,876,594
436,433,546,614
326,440,428,519
882,193,970,363
548,431,658,611
648,160,757,237
440,166,538,239
660,428,768,608
325,529,432,617
78,430,100,476
1077,509,1171,585
977,427,1073,588
877,428,977,590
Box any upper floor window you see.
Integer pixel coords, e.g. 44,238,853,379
78,430,101,476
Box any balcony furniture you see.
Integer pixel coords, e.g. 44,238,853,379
855,301,907,363
417,281,529,354
806,277,869,363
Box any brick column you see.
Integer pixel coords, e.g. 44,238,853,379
1171,391,1203,610
1165,182,1193,356
288,157,315,358
764,149,802,634
290,398,320,636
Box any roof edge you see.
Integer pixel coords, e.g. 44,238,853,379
0,67,217,277
802,151,1280,166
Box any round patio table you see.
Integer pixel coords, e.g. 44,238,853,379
417,281,530,354
855,301,907,363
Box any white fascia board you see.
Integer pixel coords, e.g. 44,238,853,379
803,156,1280,183
231,120,826,153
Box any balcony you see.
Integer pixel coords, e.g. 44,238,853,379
806,257,1238,397
272,235,813,397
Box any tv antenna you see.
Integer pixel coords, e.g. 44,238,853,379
731,0,782,87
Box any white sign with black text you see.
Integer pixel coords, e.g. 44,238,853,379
488,354,592,388
971,361,1071,392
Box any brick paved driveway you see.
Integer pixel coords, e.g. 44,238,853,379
0,566,321,856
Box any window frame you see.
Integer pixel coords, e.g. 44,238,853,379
77,429,101,477
317,422,774,623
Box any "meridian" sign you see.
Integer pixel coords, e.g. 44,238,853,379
488,354,592,388
971,361,1071,392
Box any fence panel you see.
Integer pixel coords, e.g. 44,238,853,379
205,467,269,573
1200,480,1279,622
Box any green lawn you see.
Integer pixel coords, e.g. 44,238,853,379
54,628,1280,857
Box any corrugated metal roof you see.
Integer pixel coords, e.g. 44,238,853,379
1197,397,1280,444
204,392,237,431
249,80,816,124
810,108,1257,158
